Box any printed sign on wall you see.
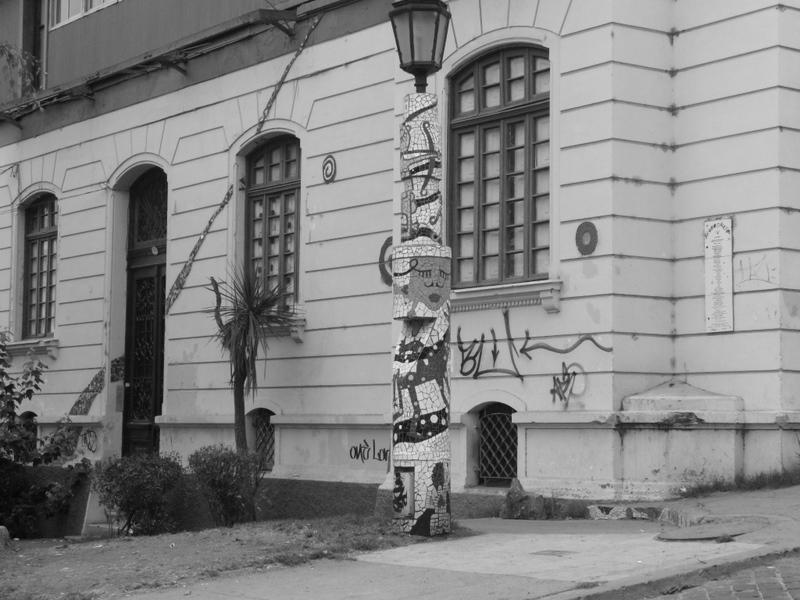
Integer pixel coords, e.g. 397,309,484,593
704,217,733,333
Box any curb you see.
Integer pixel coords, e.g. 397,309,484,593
561,545,800,600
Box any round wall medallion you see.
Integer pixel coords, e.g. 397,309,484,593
322,155,337,183
575,221,598,256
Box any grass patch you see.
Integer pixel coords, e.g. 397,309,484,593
2,514,471,600
678,466,800,498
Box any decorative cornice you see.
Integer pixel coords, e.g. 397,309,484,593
451,280,562,313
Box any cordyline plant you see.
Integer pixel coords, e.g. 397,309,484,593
209,267,296,453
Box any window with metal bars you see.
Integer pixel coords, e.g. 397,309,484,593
250,408,275,470
478,403,517,485
23,195,58,338
246,136,300,308
449,46,550,287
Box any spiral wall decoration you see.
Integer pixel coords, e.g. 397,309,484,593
322,155,337,183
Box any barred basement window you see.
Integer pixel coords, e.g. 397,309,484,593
478,403,517,485
249,408,275,470
449,46,550,287
246,136,300,307
23,195,58,338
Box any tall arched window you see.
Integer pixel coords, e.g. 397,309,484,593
246,136,300,307
449,46,550,287
23,194,58,338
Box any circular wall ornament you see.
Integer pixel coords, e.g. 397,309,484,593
575,221,598,256
322,155,337,183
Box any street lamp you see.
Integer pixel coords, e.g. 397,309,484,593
389,0,453,537
389,0,451,93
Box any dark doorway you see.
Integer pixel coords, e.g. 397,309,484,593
478,403,517,485
122,168,167,455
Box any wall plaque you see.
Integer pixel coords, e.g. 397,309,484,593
704,217,733,333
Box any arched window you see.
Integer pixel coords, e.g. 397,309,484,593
23,194,58,338
449,46,550,287
246,136,300,307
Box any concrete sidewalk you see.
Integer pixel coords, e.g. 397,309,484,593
131,486,800,600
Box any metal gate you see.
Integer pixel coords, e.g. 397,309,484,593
479,403,517,485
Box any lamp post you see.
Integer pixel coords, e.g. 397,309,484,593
389,0,452,537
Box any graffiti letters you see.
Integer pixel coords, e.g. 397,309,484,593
457,309,612,380
551,362,577,407
349,439,389,463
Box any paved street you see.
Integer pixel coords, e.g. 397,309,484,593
648,556,800,600
109,486,800,600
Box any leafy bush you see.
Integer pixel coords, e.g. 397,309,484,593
188,445,265,526
92,453,185,535
0,459,90,537
0,331,89,537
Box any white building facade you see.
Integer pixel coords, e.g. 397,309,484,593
1,0,799,506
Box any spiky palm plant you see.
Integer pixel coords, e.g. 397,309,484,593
209,268,295,453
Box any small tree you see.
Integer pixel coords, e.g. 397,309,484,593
0,331,71,466
0,332,87,537
209,267,295,453
0,42,41,101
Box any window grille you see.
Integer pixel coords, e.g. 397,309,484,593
478,403,517,485
252,409,275,470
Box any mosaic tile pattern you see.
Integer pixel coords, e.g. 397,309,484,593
392,93,451,536
392,239,451,319
400,93,443,243
69,355,125,416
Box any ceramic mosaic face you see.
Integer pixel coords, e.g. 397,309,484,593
393,244,451,319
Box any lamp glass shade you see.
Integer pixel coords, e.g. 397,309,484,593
391,9,413,70
390,0,451,85
411,10,438,64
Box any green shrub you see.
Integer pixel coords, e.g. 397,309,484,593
188,445,265,526
0,459,89,537
92,453,184,535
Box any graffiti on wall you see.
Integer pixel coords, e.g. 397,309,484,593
457,309,611,380
734,254,776,286
349,439,389,463
391,92,451,536
550,362,588,408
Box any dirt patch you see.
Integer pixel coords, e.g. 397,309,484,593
2,515,465,600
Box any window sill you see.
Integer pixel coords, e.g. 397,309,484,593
265,315,306,343
451,280,562,314
6,338,60,360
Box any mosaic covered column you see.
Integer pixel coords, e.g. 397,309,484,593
391,93,451,536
